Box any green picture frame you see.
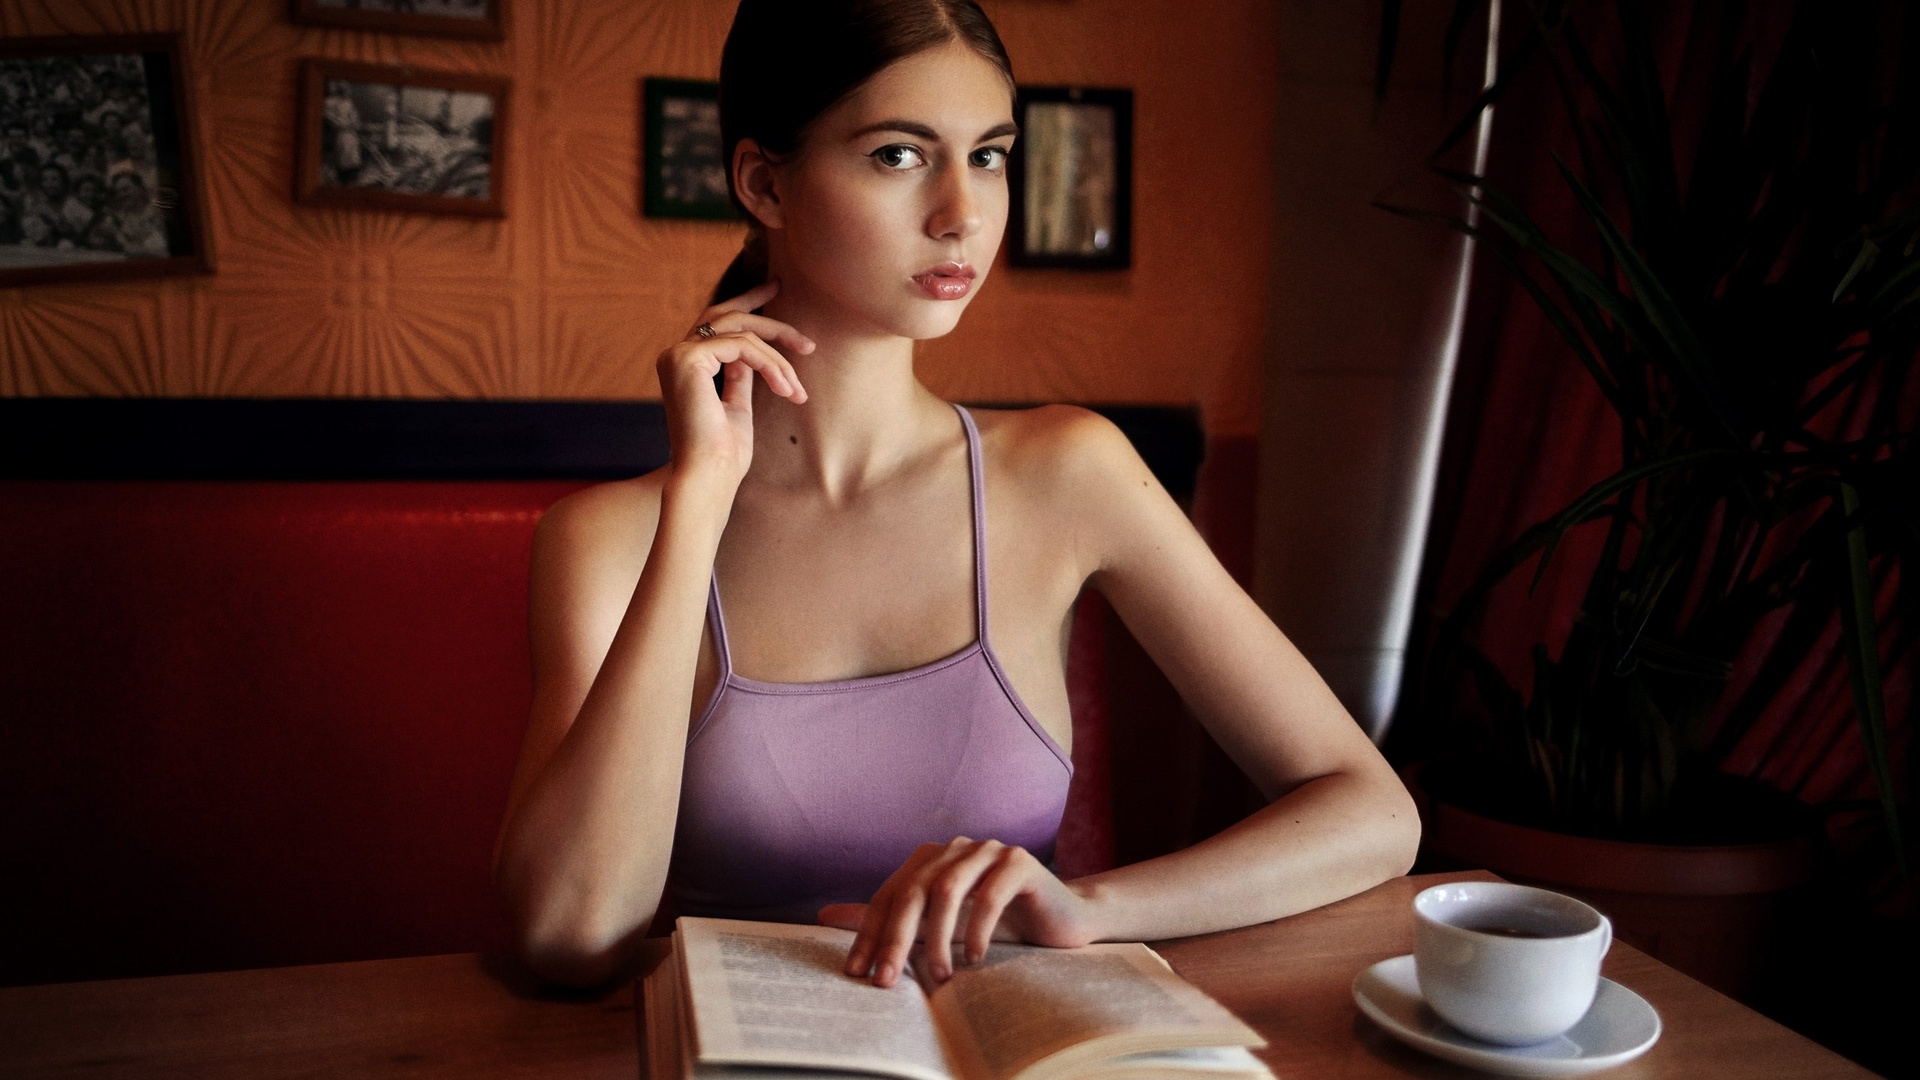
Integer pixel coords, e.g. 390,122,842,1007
641,77,736,221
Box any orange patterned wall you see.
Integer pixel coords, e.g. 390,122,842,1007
0,1,1277,437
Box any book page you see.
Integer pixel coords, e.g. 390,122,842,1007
1085,1047,1273,1079
923,943,1264,1080
677,917,956,1080
644,950,877,1080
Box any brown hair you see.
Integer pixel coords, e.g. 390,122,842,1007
710,0,1015,305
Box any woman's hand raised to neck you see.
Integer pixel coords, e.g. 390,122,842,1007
745,291,952,504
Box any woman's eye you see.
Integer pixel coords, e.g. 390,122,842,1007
871,145,925,170
971,146,1010,171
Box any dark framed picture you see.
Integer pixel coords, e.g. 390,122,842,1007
1008,86,1132,270
0,33,213,287
290,0,506,42
642,78,735,220
295,60,508,217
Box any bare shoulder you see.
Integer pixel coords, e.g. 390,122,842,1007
965,405,1175,582
532,468,673,594
966,403,1151,498
537,469,668,555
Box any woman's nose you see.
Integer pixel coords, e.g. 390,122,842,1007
926,160,982,241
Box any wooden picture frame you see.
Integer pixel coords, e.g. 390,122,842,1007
1008,86,1132,270
0,33,213,287
289,0,507,42
295,60,508,218
642,78,736,220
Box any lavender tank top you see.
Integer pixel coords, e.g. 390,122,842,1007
668,404,1073,924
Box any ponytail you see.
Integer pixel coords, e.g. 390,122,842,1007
709,226,769,307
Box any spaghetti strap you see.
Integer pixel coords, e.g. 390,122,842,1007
705,570,734,680
671,401,1072,922
686,571,734,744
705,406,984,680
952,403,992,648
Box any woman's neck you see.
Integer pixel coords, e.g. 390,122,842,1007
747,293,946,504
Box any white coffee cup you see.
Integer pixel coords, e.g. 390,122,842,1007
1412,882,1614,1046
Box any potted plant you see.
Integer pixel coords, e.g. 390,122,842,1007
1376,0,1916,996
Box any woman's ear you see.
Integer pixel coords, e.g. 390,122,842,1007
732,138,785,231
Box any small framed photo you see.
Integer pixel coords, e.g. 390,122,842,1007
0,34,213,287
642,78,736,220
1008,86,1132,270
295,60,508,217
290,0,506,42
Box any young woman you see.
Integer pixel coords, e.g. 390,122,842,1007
494,0,1419,990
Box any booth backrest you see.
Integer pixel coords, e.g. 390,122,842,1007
0,401,1202,986
0,481,578,983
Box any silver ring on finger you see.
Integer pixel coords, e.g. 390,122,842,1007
694,322,718,340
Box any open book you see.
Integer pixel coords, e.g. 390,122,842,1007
642,917,1276,1080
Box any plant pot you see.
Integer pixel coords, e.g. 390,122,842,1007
1402,762,1820,1002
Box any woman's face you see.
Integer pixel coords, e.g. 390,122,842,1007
763,41,1016,341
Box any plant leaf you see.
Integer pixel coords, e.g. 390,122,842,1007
1868,248,1920,309
1835,481,1906,875
1441,0,1488,105
1833,238,1880,303
1377,195,1632,418
1426,15,1549,163
1376,0,1404,104
1549,154,1744,440
1529,449,1741,593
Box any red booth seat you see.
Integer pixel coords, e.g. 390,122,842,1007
0,480,1116,986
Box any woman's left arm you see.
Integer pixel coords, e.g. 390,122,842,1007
835,408,1420,985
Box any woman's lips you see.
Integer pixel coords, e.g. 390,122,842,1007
911,263,975,301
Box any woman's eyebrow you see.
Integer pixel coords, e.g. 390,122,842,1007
847,119,1021,143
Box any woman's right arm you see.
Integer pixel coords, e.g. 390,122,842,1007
491,282,810,987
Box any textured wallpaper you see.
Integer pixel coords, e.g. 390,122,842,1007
0,0,1276,436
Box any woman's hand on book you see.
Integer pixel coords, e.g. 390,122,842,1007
658,279,812,492
820,838,1099,988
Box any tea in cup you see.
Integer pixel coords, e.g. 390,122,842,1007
1412,882,1613,1046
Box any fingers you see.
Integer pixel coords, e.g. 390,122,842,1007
710,279,780,315
846,843,946,986
713,329,806,403
735,330,806,402
921,841,1007,980
816,903,868,932
717,349,754,409
963,848,1028,965
847,839,1030,988
667,328,805,404
696,279,815,362
681,280,812,404
698,310,817,361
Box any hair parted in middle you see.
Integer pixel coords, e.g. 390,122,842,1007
709,0,1015,304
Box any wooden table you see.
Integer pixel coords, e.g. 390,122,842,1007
1155,872,1876,1079
0,872,1878,1079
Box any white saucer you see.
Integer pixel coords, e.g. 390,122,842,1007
1352,954,1661,1077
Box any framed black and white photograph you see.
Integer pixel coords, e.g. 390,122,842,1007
290,0,506,42
1008,86,1132,270
0,34,212,287
295,60,508,218
642,78,735,220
